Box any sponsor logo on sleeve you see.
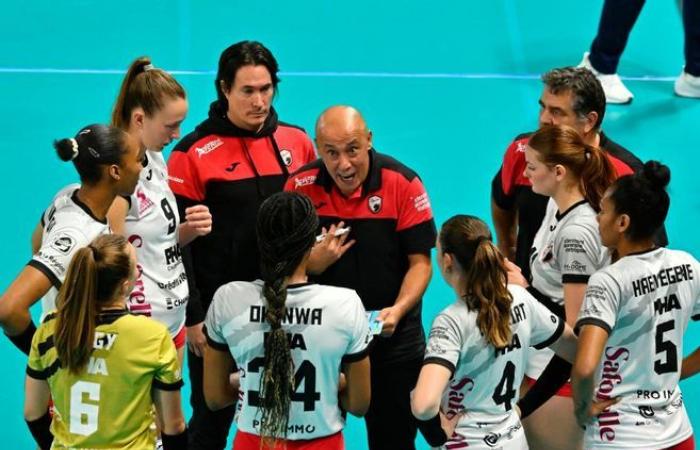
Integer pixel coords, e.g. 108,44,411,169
580,303,603,318
563,238,586,254
37,251,66,275
294,175,316,188
196,138,223,158
50,234,75,254
564,260,587,273
413,192,430,212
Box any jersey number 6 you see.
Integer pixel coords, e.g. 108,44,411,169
69,381,100,436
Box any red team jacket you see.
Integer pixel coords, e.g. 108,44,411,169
168,103,316,324
285,149,437,364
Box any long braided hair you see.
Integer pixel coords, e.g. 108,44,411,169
255,191,319,441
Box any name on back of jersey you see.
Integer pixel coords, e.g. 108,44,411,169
631,263,694,297
86,332,118,376
249,305,323,326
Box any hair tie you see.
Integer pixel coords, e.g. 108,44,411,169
474,235,489,245
69,138,79,160
584,148,592,160
143,63,155,72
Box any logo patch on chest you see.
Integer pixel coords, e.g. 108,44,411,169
368,195,382,213
279,149,293,166
136,188,155,214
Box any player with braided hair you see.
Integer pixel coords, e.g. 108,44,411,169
203,191,371,449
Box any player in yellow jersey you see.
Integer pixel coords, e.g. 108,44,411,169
24,234,187,449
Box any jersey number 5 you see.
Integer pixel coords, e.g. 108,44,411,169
247,358,321,411
654,320,678,375
70,381,100,436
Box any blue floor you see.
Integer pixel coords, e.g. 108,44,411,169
0,1,698,448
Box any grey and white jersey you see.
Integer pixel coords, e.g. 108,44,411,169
576,247,700,449
205,280,371,440
29,184,110,318
527,199,609,378
125,151,187,336
424,285,563,450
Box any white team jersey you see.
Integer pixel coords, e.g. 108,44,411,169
124,151,187,336
205,280,371,440
424,285,564,450
29,184,110,318
576,247,700,449
527,199,609,379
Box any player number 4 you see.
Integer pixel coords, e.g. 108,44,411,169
492,361,517,411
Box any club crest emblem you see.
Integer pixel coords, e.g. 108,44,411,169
368,195,382,213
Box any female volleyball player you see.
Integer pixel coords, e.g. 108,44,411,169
203,191,371,449
0,124,143,355
411,214,578,449
573,161,698,450
520,124,616,449
24,234,187,449
108,57,211,364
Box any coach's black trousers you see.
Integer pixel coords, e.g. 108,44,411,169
364,356,423,450
187,349,236,450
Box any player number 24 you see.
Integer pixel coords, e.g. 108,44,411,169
247,357,321,411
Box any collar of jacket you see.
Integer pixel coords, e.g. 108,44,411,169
196,100,279,138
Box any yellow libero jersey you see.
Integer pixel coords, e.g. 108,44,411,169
27,309,183,449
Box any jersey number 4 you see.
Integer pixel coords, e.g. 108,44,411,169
247,358,321,411
654,320,678,375
493,361,517,411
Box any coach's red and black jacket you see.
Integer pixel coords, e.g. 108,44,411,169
168,102,316,324
285,149,437,365
491,131,668,280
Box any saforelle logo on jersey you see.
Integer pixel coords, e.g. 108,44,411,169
50,234,75,254
279,149,293,166
368,195,382,213
196,138,223,158
595,346,630,443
